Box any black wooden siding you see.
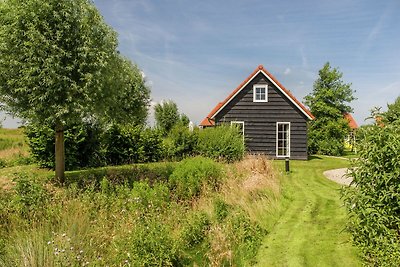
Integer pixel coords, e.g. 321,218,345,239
215,72,309,159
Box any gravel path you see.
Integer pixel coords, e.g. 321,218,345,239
323,168,353,186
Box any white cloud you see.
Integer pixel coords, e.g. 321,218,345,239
284,68,291,75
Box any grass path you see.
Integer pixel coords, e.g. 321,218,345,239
255,156,361,267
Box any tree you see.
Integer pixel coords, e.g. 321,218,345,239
154,100,180,134
383,96,400,124
0,0,149,182
304,62,356,155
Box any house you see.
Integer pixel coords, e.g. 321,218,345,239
200,65,314,159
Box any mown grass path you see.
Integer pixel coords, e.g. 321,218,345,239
255,156,361,267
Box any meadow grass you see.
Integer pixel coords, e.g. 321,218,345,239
0,155,280,266
0,128,30,168
255,156,362,266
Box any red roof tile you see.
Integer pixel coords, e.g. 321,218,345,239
344,113,358,129
200,65,314,126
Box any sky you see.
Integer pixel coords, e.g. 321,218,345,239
2,0,400,128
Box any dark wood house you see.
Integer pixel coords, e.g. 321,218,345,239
200,65,314,159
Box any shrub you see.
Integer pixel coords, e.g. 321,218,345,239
180,212,210,248
117,216,179,266
164,125,198,160
307,119,348,156
169,157,222,200
11,173,48,218
65,162,175,188
25,121,104,170
103,124,164,165
214,198,230,222
197,125,245,162
343,121,400,265
103,124,142,165
228,212,265,264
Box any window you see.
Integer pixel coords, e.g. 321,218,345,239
231,121,245,142
253,84,268,102
276,122,290,157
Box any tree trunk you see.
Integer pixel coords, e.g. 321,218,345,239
55,122,65,184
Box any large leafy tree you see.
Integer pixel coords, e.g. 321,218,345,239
154,100,180,134
305,62,356,155
0,0,149,182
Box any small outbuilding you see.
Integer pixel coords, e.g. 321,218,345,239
200,65,314,159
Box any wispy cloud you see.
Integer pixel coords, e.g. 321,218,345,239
284,68,291,75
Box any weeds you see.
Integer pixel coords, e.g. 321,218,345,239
0,156,280,266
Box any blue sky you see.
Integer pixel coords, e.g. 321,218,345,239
2,0,400,127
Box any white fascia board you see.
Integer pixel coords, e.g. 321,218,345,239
211,70,313,121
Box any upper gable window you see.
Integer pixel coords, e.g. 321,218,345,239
253,84,268,102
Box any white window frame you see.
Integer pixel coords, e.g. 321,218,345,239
276,122,290,158
253,84,268,102
231,121,245,142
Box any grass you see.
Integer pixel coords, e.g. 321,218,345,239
255,155,362,266
0,155,280,266
0,128,30,168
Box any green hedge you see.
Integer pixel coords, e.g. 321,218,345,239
197,125,245,162
343,121,400,265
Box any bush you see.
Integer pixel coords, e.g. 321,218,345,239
103,124,164,166
181,212,210,248
197,125,245,162
307,118,348,156
343,121,400,265
168,157,222,200
164,125,198,160
26,121,104,170
65,162,175,188
117,216,179,266
214,198,230,222
11,173,49,219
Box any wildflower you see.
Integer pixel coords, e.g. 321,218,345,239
62,233,67,237
47,241,52,245
80,250,84,254
70,246,74,250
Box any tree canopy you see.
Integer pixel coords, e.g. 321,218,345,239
0,0,150,181
304,62,356,155
154,100,180,134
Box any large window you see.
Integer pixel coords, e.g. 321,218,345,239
276,122,290,157
253,84,268,102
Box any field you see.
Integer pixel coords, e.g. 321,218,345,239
0,128,362,266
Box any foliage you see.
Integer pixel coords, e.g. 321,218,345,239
11,173,48,219
343,110,400,265
305,62,356,156
383,95,400,124
0,0,150,180
164,124,198,160
197,124,245,162
180,212,210,248
0,0,116,125
25,121,104,170
0,156,281,266
103,124,164,166
154,100,180,134
168,157,222,200
117,215,179,266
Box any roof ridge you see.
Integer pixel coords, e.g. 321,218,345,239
200,65,314,126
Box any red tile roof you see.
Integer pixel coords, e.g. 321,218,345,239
344,113,358,129
200,65,314,126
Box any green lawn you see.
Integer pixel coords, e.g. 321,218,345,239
255,156,361,267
